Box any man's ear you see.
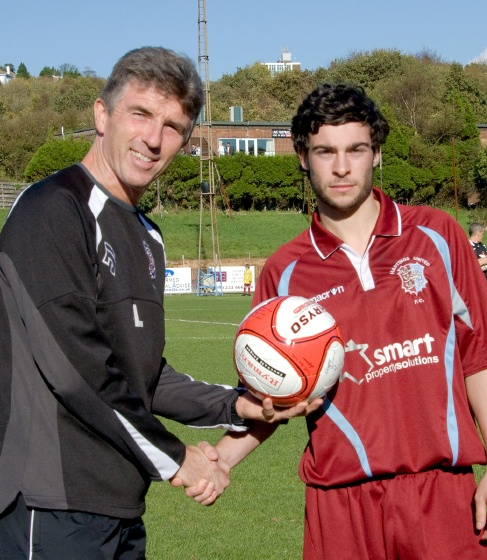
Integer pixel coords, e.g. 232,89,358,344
298,149,309,171
93,98,107,134
373,147,381,169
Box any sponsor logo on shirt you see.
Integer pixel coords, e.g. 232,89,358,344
102,242,116,276
143,241,156,280
340,332,439,385
312,285,345,303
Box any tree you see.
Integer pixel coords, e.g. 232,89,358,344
59,63,81,78
327,49,405,89
16,62,30,79
39,66,60,78
83,67,97,78
53,77,102,113
378,56,448,136
472,148,487,198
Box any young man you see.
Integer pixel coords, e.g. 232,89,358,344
469,222,487,279
216,84,487,559
0,47,319,559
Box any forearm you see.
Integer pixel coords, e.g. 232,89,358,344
216,422,279,468
465,369,487,538
465,369,487,440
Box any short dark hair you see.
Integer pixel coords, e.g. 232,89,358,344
469,222,485,237
100,46,203,121
291,83,389,155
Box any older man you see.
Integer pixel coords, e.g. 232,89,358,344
0,47,319,559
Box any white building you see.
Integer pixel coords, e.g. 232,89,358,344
262,50,300,77
0,65,15,85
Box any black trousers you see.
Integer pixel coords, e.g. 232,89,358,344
0,494,146,559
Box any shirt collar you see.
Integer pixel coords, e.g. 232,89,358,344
309,187,402,260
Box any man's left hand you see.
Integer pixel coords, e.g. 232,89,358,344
235,391,323,423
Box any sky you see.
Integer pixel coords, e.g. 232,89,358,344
2,0,487,80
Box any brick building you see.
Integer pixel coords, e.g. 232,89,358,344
187,120,294,157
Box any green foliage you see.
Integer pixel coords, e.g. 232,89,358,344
53,77,101,113
472,148,487,200
39,66,60,78
24,138,91,182
138,154,304,213
59,63,81,78
16,62,30,79
328,49,405,89
3,49,487,208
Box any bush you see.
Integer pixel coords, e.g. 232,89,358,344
25,138,91,182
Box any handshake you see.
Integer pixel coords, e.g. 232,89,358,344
170,392,323,505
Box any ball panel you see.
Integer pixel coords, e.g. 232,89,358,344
273,297,337,343
234,332,305,397
307,339,345,401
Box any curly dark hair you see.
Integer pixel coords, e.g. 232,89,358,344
291,84,389,155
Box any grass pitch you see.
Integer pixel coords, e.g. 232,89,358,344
145,294,309,560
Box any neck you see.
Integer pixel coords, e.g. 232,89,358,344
82,143,139,206
318,194,380,256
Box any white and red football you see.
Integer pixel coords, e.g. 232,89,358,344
234,295,344,407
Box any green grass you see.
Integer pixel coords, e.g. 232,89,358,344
3,202,487,263
0,208,8,230
151,209,311,261
145,294,308,560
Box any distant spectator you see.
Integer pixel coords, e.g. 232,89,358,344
243,264,253,296
469,222,487,279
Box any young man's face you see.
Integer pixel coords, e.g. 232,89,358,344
94,80,193,205
299,122,380,215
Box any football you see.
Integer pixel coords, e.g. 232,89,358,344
234,295,345,407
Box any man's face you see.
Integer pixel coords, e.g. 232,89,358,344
299,122,380,215
475,229,486,243
94,80,193,205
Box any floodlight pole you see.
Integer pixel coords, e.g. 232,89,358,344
197,0,223,296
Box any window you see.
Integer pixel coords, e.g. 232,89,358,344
219,138,275,156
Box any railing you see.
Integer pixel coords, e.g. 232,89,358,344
0,182,29,209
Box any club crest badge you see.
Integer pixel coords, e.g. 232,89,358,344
397,262,427,295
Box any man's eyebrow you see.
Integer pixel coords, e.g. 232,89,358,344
165,119,188,136
127,105,188,136
312,141,371,151
128,104,153,116
348,141,371,149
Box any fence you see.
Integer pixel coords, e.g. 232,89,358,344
0,182,29,209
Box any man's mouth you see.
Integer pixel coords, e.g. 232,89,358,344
131,149,153,163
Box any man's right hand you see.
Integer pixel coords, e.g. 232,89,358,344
170,442,230,506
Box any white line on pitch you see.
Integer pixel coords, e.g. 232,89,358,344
166,319,240,327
